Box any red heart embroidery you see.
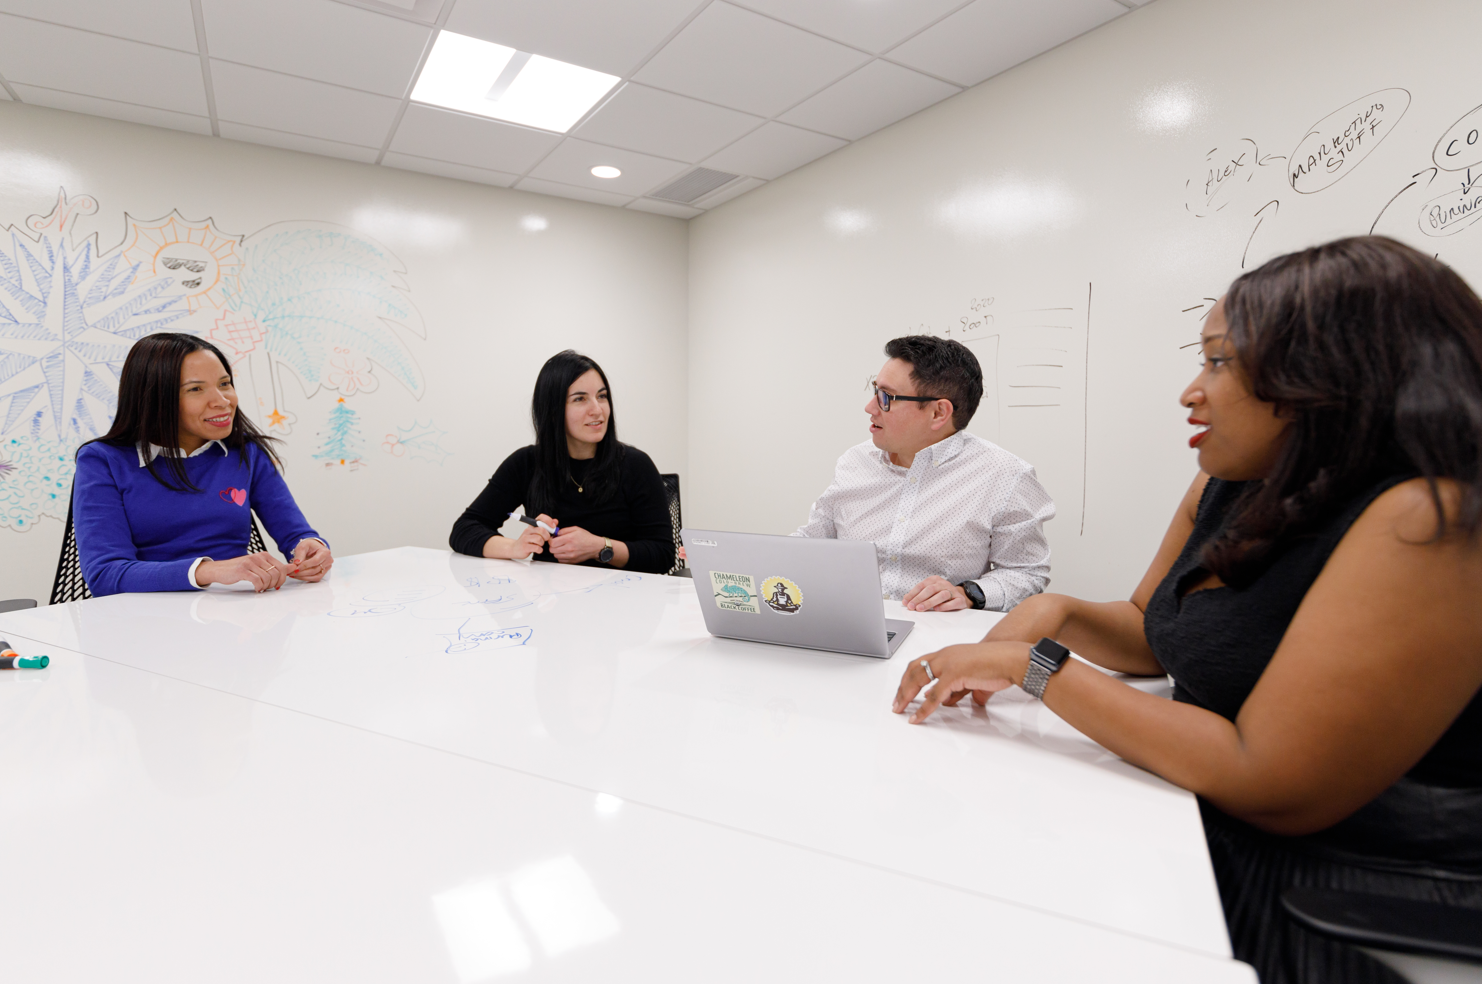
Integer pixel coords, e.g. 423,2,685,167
219,488,247,506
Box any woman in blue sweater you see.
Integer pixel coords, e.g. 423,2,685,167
73,333,332,596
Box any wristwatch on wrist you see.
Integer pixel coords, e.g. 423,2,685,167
957,580,986,610
598,537,614,564
1022,637,1071,700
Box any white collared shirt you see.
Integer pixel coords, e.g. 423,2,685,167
136,439,228,467
794,431,1055,610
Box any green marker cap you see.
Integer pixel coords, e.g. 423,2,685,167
18,655,48,669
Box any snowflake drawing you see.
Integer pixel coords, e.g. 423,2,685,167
0,190,188,529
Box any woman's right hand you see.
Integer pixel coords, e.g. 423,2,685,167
508,514,559,560
196,552,295,592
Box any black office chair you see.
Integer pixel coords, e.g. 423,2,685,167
659,473,687,577
50,494,269,604
1282,887,1482,983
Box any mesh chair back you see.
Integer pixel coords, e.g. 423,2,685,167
51,495,271,604
659,473,684,576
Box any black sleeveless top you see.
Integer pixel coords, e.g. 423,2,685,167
1145,476,1482,874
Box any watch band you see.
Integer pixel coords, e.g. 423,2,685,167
598,537,614,564
1022,637,1071,700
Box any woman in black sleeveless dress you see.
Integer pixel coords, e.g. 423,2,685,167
893,237,1482,983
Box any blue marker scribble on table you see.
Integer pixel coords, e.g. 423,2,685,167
463,576,514,589
328,604,405,618
441,623,534,654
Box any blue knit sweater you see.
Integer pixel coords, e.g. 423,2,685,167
73,440,324,596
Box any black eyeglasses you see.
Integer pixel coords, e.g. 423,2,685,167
871,382,942,412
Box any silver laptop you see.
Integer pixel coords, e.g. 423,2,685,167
681,529,914,658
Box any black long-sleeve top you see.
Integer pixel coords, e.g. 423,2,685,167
449,444,675,574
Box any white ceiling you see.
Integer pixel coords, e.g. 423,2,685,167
0,0,1151,218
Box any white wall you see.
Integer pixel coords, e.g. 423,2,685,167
0,102,688,605
687,0,1482,601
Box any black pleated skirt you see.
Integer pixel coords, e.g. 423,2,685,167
1201,793,1482,983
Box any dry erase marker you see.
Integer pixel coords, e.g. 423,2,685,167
0,643,47,670
0,653,48,669
508,512,559,535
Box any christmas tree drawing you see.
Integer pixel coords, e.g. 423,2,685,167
314,397,366,469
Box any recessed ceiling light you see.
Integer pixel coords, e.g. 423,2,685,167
411,31,620,134
590,166,621,179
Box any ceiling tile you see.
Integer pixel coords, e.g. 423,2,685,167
887,0,1124,88
779,59,959,141
702,121,845,180
389,104,561,173
572,83,763,164
627,198,701,219
514,176,633,207
11,83,212,134
211,61,400,146
527,138,688,197
218,121,380,162
0,0,198,52
381,151,518,187
202,0,431,98
444,0,700,77
693,175,765,209
0,15,207,115
633,2,868,117
733,0,967,53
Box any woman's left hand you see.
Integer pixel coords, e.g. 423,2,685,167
892,641,1032,724
548,526,604,564
289,538,334,581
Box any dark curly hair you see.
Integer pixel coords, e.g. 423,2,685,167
1202,236,1482,585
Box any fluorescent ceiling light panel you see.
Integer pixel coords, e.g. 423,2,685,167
411,31,620,133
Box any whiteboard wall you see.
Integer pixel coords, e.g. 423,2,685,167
0,104,689,605
686,0,1482,601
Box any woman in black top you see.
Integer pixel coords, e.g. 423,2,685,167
450,350,674,574
892,237,1482,983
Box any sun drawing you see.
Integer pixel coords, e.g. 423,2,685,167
120,212,243,313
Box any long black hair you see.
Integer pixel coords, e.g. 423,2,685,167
1203,236,1482,585
527,350,624,513
88,332,281,491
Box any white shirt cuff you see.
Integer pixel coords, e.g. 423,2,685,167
187,557,210,590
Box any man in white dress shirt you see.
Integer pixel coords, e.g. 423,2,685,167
794,335,1055,612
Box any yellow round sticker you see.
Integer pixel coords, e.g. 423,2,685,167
760,576,803,614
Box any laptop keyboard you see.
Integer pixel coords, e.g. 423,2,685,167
886,631,896,642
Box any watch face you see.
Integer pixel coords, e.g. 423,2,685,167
1031,637,1071,667
598,547,614,563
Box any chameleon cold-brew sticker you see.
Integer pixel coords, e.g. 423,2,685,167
760,576,803,614
709,571,760,614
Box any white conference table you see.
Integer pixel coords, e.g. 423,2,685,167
0,546,1255,982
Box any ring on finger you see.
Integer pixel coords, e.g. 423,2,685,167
920,659,936,684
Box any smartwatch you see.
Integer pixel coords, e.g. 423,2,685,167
1023,637,1071,699
598,538,614,564
957,580,986,610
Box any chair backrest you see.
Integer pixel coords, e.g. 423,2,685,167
659,473,684,576
51,494,271,604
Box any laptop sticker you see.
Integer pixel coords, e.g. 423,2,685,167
761,576,803,614
709,571,760,614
